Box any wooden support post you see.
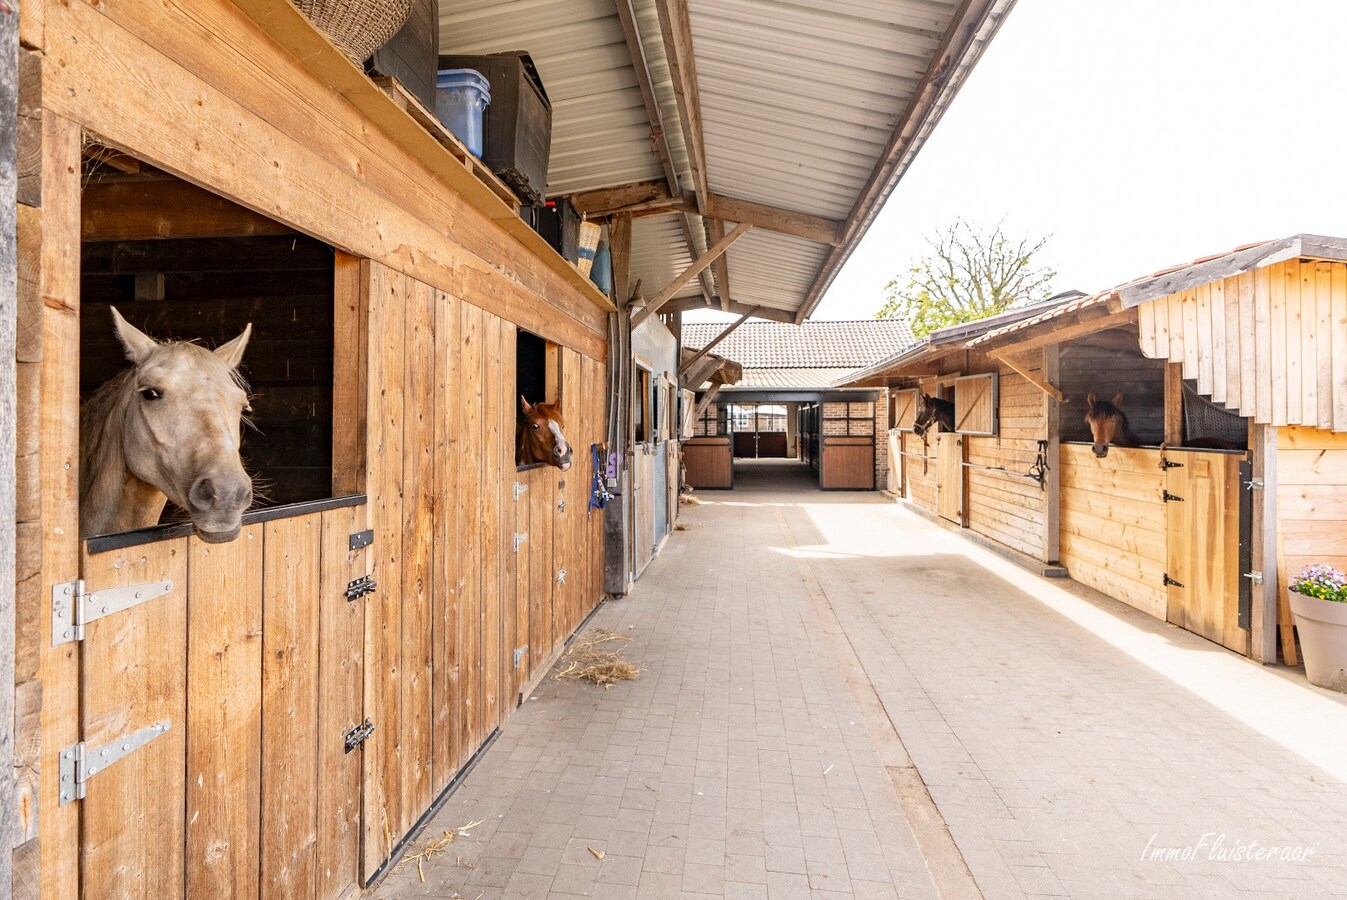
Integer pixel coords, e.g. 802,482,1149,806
691,382,722,424
609,213,632,306
1,10,18,893
631,223,751,329
1249,422,1280,664
1164,362,1184,444
1043,345,1061,565
680,309,756,375
993,352,1063,402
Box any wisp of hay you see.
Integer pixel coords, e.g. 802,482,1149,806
555,629,641,686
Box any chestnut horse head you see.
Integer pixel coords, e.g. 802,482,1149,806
518,396,573,471
1084,392,1141,458
80,307,254,541
913,393,955,438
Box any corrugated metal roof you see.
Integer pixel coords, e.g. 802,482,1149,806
683,319,914,368
437,0,1014,320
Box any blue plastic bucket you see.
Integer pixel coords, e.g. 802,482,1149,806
435,68,491,158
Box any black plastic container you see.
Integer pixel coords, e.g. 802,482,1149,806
438,51,551,205
367,0,439,111
534,199,580,263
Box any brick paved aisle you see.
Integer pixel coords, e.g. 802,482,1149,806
372,462,1347,900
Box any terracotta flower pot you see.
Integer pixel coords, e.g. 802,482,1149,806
1289,590,1347,692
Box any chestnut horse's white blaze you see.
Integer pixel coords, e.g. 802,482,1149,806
79,307,255,542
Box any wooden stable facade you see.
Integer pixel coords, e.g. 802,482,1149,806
12,1,610,896
851,236,1347,674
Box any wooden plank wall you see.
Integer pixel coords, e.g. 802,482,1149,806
1137,259,1347,432
1277,426,1347,615
963,359,1049,559
359,262,607,879
1059,445,1168,619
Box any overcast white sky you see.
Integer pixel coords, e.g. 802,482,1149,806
700,0,1347,323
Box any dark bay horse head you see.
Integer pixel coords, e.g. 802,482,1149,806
913,393,955,438
1084,392,1140,458
518,396,573,471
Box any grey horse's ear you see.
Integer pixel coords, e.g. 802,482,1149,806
110,307,158,364
214,323,252,369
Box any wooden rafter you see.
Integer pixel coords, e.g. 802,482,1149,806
654,0,710,216
631,223,751,329
613,0,713,303
680,309,758,374
995,353,1063,402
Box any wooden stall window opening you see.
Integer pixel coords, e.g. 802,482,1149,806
516,328,563,471
632,363,652,445
78,148,365,541
891,388,919,432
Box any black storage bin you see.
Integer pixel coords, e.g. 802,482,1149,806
438,51,551,205
534,199,580,263
367,0,439,111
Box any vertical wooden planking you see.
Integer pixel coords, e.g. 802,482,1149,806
81,538,190,899
362,261,405,876
332,252,368,495
586,355,605,619
1267,263,1286,426
431,290,461,789
37,113,81,900
457,301,484,757
1136,300,1155,358
1043,346,1061,564
1195,283,1213,396
1314,262,1334,429
1253,267,1273,423
1180,289,1199,380
186,529,264,900
316,505,367,899
1284,261,1303,425
1208,279,1226,404
530,460,554,671
480,313,503,732
558,348,583,636
261,515,322,898
401,278,434,827
1223,275,1241,410
513,469,533,696
1151,295,1169,364
1236,272,1256,416
1167,292,1184,363
501,323,519,706
1333,264,1347,432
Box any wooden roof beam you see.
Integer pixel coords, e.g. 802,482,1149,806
680,308,759,375
631,222,751,329
659,295,796,324
984,308,1138,359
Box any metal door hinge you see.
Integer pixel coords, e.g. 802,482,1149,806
349,529,375,551
1243,571,1264,584
1164,573,1185,588
513,646,529,669
345,575,377,601
60,720,171,805
1244,477,1265,491
52,578,174,646
514,533,528,552
344,718,375,754
1162,458,1184,469
1162,490,1184,503
514,481,528,501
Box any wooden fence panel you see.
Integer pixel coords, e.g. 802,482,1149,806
80,537,190,899
316,505,368,900
185,527,265,900
261,515,322,898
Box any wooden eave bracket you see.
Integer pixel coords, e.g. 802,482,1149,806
991,352,1064,402
631,223,751,329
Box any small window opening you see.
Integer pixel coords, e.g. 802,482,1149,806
516,329,561,470
633,366,652,444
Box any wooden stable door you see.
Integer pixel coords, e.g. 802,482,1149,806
936,433,966,525
1164,451,1248,653
70,506,368,899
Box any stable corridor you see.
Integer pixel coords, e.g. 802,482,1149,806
373,479,1347,899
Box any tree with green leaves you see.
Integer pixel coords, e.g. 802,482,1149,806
876,220,1056,338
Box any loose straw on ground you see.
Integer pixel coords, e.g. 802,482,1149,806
399,819,484,882
555,629,642,686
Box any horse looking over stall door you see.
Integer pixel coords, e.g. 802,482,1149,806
1083,392,1142,458
517,395,573,470
79,307,255,542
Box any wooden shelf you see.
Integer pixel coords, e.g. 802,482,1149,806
233,0,615,312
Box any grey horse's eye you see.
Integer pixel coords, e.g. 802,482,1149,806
140,387,163,401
